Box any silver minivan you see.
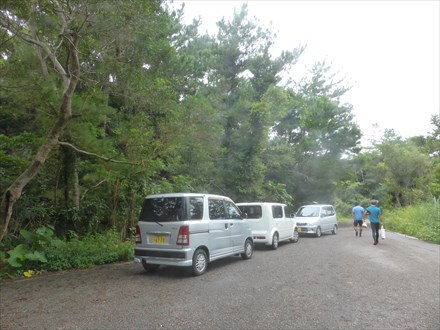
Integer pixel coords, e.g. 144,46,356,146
237,202,299,249
134,193,254,276
295,204,338,237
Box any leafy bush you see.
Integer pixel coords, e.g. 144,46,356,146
6,225,64,268
42,230,134,271
0,227,134,279
385,199,440,244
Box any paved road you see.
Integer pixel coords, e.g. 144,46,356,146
1,225,439,329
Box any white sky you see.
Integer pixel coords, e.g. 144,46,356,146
171,0,440,144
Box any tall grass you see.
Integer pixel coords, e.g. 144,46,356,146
385,199,440,244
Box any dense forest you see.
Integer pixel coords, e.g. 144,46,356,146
0,0,438,248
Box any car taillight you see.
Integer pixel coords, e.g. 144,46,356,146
176,225,190,246
135,225,142,244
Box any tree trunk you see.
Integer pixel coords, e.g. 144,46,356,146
0,33,80,242
62,144,80,210
72,166,80,209
111,180,120,228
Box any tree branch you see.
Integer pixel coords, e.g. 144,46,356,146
0,12,69,90
58,142,140,165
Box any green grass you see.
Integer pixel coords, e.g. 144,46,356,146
384,200,440,244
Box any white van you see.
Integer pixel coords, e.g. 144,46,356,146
134,193,254,276
236,202,299,249
295,204,338,237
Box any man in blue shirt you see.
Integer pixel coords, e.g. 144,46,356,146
352,202,365,237
364,200,383,245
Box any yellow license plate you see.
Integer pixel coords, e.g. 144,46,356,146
152,234,167,244
297,227,302,233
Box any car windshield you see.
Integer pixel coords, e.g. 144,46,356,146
139,197,192,222
296,206,320,217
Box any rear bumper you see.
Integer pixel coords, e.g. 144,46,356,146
251,231,271,245
134,248,193,267
134,257,193,267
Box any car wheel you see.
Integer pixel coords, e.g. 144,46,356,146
332,224,338,235
192,249,208,276
315,226,322,237
241,239,253,260
142,260,160,272
291,228,299,243
271,232,279,250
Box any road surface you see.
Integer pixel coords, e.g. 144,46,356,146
1,224,439,329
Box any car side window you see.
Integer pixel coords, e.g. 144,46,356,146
208,199,225,220
272,205,283,219
189,197,204,220
284,205,292,218
225,201,242,219
322,207,334,217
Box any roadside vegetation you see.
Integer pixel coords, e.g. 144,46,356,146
0,228,134,280
385,200,440,244
0,1,438,280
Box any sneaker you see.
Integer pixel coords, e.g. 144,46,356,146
373,240,378,245
355,231,358,237
359,232,362,237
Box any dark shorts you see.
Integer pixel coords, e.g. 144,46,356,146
354,220,363,227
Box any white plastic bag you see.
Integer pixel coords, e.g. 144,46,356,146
380,225,386,239
362,221,367,228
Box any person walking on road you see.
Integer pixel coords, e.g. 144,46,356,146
364,199,383,245
352,202,365,237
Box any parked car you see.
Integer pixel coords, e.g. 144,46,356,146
295,204,338,237
237,202,299,249
134,193,254,276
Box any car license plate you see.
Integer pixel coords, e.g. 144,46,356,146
297,227,302,233
151,234,167,244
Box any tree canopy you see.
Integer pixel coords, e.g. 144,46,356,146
0,0,438,241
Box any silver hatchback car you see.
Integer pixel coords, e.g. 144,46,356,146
295,204,338,237
134,193,254,276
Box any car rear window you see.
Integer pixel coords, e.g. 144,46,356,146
139,197,204,222
238,205,262,219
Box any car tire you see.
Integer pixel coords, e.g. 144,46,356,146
142,260,160,272
315,226,322,237
291,228,299,243
192,249,208,276
332,224,338,235
241,239,253,260
271,232,279,250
